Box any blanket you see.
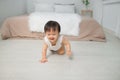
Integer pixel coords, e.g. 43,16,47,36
29,12,81,36
0,16,106,42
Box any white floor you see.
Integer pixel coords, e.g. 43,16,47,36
0,32,120,80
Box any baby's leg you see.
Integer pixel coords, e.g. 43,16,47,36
57,44,65,55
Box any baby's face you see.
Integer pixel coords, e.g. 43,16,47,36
45,29,59,43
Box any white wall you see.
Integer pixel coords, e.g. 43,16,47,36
102,0,120,31
90,0,103,24
0,0,27,27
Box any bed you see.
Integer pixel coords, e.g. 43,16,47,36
0,3,106,42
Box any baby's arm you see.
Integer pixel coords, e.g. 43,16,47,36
40,42,48,63
62,37,72,56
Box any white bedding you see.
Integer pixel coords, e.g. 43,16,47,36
28,12,81,36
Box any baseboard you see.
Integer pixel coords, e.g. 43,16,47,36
103,27,120,40
0,32,2,40
103,27,115,36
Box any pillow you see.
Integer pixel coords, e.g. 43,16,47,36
54,4,75,13
34,3,54,12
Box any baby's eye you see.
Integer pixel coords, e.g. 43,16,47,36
48,34,51,36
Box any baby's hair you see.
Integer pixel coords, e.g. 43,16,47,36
44,21,61,33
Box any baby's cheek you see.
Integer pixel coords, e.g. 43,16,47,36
53,35,58,39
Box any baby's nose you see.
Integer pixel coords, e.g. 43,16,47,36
50,36,54,39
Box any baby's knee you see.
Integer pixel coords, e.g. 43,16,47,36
58,50,65,55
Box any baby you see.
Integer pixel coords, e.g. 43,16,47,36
40,21,72,63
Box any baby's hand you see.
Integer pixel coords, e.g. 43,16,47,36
67,51,73,60
40,58,48,63
67,50,72,56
